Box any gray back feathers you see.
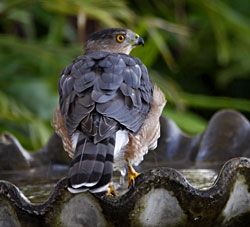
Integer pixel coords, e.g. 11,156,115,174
59,51,153,192
59,51,153,139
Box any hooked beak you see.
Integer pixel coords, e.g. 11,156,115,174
135,36,144,46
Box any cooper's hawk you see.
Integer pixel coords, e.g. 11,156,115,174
53,28,166,194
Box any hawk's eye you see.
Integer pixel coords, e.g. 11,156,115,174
116,34,125,43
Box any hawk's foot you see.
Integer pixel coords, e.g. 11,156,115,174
106,183,118,196
127,161,140,188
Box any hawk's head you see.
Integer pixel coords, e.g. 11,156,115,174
85,28,144,55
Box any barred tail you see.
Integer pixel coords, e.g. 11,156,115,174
67,132,115,193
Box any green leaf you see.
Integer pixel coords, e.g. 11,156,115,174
163,107,207,135
181,92,250,112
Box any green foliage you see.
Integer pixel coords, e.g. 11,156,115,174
0,91,51,149
0,0,250,149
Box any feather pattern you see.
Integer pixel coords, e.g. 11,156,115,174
58,51,153,192
125,85,166,166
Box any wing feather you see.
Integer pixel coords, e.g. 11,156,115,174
59,51,153,147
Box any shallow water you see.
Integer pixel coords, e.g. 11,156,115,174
18,169,218,203
180,169,217,190
19,183,55,204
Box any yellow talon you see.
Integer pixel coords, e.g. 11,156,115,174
106,183,118,196
127,161,140,188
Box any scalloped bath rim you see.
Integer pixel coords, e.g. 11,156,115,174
0,157,250,226
0,109,250,226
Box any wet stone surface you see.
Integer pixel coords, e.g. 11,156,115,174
0,109,250,226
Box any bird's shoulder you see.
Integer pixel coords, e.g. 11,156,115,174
59,51,150,99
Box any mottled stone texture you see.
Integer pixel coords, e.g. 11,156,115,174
131,189,187,226
0,199,21,227
0,158,250,226
0,109,250,226
59,194,107,227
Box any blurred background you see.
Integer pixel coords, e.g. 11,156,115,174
0,0,250,150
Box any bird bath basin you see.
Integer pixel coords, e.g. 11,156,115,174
13,168,217,204
0,110,250,226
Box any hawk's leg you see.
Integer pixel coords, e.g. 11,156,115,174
127,160,140,188
106,183,118,196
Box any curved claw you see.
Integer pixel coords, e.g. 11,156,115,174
106,183,118,196
127,161,140,188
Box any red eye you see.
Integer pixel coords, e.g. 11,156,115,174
116,34,125,43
